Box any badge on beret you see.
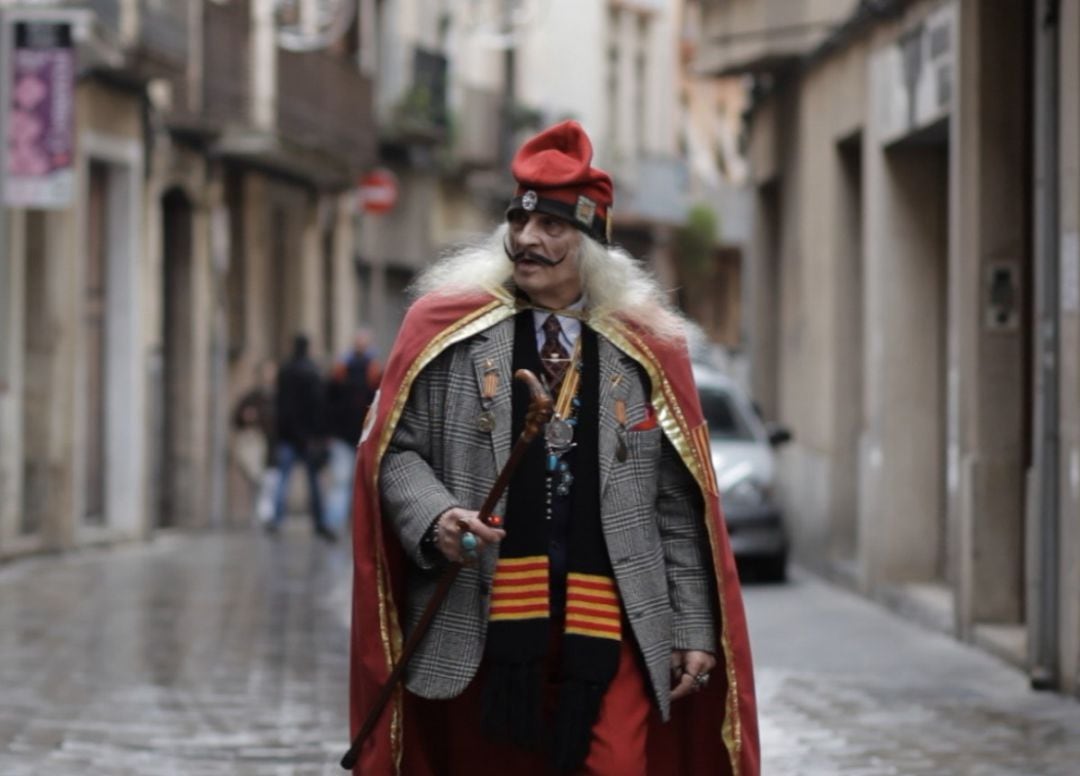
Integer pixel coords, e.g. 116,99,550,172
522,190,538,211
575,195,596,225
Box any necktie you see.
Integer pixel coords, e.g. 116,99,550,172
540,314,570,390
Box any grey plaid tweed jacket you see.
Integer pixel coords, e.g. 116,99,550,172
380,315,715,720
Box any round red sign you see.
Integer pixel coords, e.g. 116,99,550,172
357,168,399,214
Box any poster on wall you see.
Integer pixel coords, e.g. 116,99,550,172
4,19,75,209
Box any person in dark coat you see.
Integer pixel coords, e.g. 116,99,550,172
270,334,335,542
324,328,383,530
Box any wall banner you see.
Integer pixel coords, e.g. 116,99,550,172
5,19,75,209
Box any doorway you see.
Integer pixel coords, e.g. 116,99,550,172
833,134,865,563
882,127,950,582
83,160,110,526
160,189,195,527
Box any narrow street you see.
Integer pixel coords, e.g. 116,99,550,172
1,528,1078,775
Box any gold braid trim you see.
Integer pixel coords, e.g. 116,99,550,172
367,297,517,773
589,316,743,776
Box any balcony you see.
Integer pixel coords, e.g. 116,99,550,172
137,0,190,70
695,0,861,75
201,0,252,132
82,0,190,74
85,0,121,32
276,47,376,179
382,46,449,146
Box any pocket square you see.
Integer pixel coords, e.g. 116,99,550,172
630,404,658,431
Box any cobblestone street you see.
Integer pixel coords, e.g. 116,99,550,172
1,528,1079,774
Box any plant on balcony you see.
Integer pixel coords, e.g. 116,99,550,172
676,204,720,278
392,84,448,140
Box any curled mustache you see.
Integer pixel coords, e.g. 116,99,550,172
503,239,568,267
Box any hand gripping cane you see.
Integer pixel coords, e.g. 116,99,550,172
341,369,553,771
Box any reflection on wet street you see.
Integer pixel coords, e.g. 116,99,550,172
746,573,1080,775
3,530,1080,774
0,526,352,775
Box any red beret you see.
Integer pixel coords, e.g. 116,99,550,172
507,120,614,243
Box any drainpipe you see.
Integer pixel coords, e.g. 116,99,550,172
1030,0,1060,692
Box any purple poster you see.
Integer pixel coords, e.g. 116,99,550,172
5,20,75,208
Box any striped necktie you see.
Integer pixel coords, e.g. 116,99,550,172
540,314,570,390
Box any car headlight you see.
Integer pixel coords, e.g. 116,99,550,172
723,476,769,507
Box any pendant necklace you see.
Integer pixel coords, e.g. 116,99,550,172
544,337,583,510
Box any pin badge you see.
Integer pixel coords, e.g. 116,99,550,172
522,190,538,211
477,411,496,433
614,399,627,427
575,195,596,225
483,369,499,400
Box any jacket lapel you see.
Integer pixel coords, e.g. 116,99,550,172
470,316,516,472
597,336,630,496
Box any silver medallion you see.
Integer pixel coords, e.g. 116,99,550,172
522,190,538,211
477,411,496,433
545,418,574,449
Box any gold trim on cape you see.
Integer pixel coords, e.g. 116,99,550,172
589,316,743,776
368,298,516,772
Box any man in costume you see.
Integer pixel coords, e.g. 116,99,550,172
349,121,759,775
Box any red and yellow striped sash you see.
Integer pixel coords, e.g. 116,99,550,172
565,573,621,641
490,556,550,622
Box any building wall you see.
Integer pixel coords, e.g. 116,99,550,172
143,141,216,529
516,0,609,139
740,0,1078,689
0,77,148,558
1055,0,1080,696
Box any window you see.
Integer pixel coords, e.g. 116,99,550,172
698,387,756,442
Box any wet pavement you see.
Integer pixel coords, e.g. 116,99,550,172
1,527,1079,774
748,573,1080,775
0,525,353,775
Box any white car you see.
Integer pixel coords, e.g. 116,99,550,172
693,365,791,581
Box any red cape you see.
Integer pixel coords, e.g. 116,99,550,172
348,291,759,775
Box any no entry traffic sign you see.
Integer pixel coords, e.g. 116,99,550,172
356,168,398,214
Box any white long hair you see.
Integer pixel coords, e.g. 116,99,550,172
410,224,689,342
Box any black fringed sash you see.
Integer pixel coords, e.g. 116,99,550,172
481,311,621,772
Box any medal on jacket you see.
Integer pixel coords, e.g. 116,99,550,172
478,361,499,433
546,417,573,449
615,400,628,461
545,339,582,452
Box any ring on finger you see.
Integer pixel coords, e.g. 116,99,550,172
460,530,479,557
694,672,710,688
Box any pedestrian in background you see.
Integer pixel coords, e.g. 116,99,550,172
324,328,383,532
231,358,279,525
270,334,336,543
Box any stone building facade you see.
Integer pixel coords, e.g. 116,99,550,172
0,0,376,556
697,0,1080,695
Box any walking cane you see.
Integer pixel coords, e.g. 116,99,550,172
341,368,553,771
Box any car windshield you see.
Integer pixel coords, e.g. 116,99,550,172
699,386,757,442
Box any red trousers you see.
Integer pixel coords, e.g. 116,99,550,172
402,634,652,776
